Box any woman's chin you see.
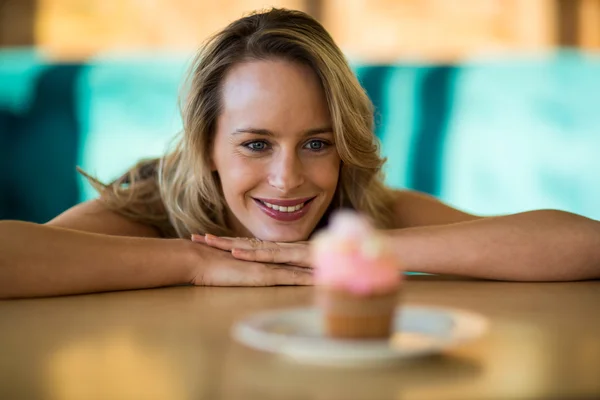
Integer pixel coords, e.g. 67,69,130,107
253,228,311,243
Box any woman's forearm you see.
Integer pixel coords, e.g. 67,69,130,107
0,221,195,299
389,210,600,281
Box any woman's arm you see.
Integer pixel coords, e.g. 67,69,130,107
389,210,600,281
0,219,194,298
390,191,600,281
0,201,311,299
203,191,600,281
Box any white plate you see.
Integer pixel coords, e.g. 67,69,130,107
232,306,488,367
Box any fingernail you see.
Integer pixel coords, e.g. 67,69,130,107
191,234,205,243
205,234,218,241
232,248,245,254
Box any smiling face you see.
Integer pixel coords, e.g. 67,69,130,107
211,59,341,242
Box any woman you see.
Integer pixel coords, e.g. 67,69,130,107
1,9,599,299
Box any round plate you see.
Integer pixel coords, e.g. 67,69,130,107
232,306,488,366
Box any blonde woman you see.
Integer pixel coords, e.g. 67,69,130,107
1,9,599,299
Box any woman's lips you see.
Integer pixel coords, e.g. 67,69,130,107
253,197,315,222
255,197,315,207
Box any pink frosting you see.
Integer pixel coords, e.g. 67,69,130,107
311,211,402,295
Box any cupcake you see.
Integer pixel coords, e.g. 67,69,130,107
311,211,402,339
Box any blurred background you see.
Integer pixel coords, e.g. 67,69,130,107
1,0,599,223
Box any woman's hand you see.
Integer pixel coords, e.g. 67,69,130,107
192,234,312,268
188,240,312,286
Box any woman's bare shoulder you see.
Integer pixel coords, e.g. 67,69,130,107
391,189,482,229
46,200,162,238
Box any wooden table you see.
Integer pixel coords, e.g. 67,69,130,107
1,276,599,399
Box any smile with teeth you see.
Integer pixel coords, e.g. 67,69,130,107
259,200,306,212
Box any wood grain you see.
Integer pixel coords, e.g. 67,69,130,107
1,276,599,399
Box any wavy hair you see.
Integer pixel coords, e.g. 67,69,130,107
85,8,396,238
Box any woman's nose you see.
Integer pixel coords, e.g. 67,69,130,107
267,151,305,192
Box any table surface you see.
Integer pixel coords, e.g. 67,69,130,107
1,276,599,400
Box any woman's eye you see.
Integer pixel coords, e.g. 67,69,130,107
245,141,269,151
304,140,327,151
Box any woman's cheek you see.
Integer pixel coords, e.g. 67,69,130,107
226,157,268,193
307,153,340,188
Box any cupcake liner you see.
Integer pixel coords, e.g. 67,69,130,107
318,288,400,339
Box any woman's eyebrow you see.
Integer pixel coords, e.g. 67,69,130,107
234,128,273,136
233,127,333,136
303,127,333,136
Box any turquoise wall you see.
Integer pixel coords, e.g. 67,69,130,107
1,49,599,222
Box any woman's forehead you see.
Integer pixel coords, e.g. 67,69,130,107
218,59,331,131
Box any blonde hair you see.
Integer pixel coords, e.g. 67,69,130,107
86,8,396,238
